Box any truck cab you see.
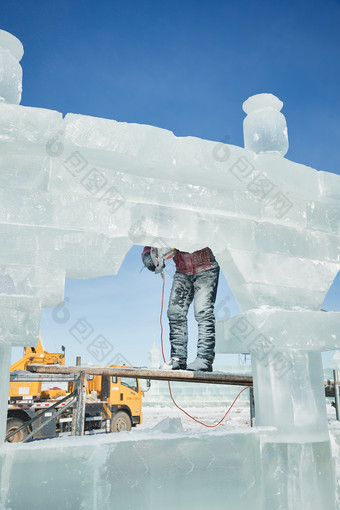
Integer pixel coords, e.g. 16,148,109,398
83,367,143,432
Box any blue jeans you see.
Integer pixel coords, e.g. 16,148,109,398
167,267,220,361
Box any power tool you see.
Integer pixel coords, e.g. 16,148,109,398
150,247,176,274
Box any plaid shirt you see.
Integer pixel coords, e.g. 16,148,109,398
142,246,218,275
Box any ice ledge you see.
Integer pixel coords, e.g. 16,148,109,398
0,428,335,510
216,309,340,353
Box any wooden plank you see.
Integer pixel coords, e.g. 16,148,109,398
10,373,78,383
27,364,253,387
72,371,87,436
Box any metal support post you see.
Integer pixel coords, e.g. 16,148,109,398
71,371,87,436
333,369,340,421
249,386,255,427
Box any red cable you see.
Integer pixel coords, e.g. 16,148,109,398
160,272,166,361
159,271,250,428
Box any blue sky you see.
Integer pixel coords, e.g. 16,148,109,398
2,0,339,367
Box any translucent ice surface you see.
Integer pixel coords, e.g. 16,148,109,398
0,103,62,145
243,93,289,156
0,27,340,510
0,29,23,61
216,309,340,353
261,438,335,509
0,225,132,278
0,295,41,345
216,249,340,311
0,430,262,510
0,147,50,190
0,429,337,510
0,29,23,104
0,48,22,104
0,264,65,307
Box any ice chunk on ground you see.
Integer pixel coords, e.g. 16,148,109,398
151,417,184,433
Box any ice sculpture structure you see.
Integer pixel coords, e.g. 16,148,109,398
0,28,340,509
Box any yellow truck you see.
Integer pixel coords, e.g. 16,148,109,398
7,338,144,442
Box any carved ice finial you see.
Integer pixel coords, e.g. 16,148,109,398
242,93,289,156
0,29,24,105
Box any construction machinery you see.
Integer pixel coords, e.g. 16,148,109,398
9,335,66,402
7,338,144,442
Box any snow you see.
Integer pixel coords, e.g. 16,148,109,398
140,404,251,431
141,398,339,432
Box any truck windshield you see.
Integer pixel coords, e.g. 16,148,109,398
120,377,138,393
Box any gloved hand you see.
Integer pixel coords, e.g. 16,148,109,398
143,253,156,272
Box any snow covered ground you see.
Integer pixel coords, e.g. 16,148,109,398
140,404,252,431
138,400,339,433
327,400,339,426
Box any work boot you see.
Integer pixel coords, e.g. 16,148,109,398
186,356,213,372
160,357,187,370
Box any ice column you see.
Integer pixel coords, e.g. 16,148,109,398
0,30,24,443
0,29,23,104
0,31,66,443
239,93,328,441
215,93,338,508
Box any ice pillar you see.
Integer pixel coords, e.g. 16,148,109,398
0,30,24,443
239,94,328,441
215,94,338,508
253,350,328,441
0,29,23,104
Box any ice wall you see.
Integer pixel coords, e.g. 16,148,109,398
0,429,263,510
0,28,340,509
0,429,337,510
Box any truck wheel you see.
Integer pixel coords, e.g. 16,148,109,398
6,418,27,443
111,412,131,432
